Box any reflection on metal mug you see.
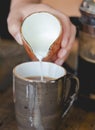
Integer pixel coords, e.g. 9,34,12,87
13,61,79,130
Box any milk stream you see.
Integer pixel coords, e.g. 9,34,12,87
39,60,44,81
35,51,46,81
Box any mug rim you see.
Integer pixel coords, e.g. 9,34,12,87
13,61,66,83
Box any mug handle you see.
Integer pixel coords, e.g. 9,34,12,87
62,73,79,118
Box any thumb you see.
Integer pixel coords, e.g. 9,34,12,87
7,14,23,45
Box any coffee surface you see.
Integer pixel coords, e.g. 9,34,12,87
26,76,55,81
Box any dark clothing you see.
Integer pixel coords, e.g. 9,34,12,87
0,0,13,39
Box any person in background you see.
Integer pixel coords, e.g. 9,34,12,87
7,0,76,65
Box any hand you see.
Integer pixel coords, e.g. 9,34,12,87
7,3,76,65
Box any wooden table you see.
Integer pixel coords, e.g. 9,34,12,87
0,86,95,130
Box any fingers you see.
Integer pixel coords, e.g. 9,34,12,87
48,9,71,48
65,24,76,51
7,12,23,45
60,16,71,48
50,9,76,49
55,23,76,65
55,48,67,65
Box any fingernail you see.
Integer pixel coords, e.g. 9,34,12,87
15,34,23,45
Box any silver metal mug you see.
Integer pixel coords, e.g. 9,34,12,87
13,61,79,130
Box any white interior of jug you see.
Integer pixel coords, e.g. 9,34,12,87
21,12,62,60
